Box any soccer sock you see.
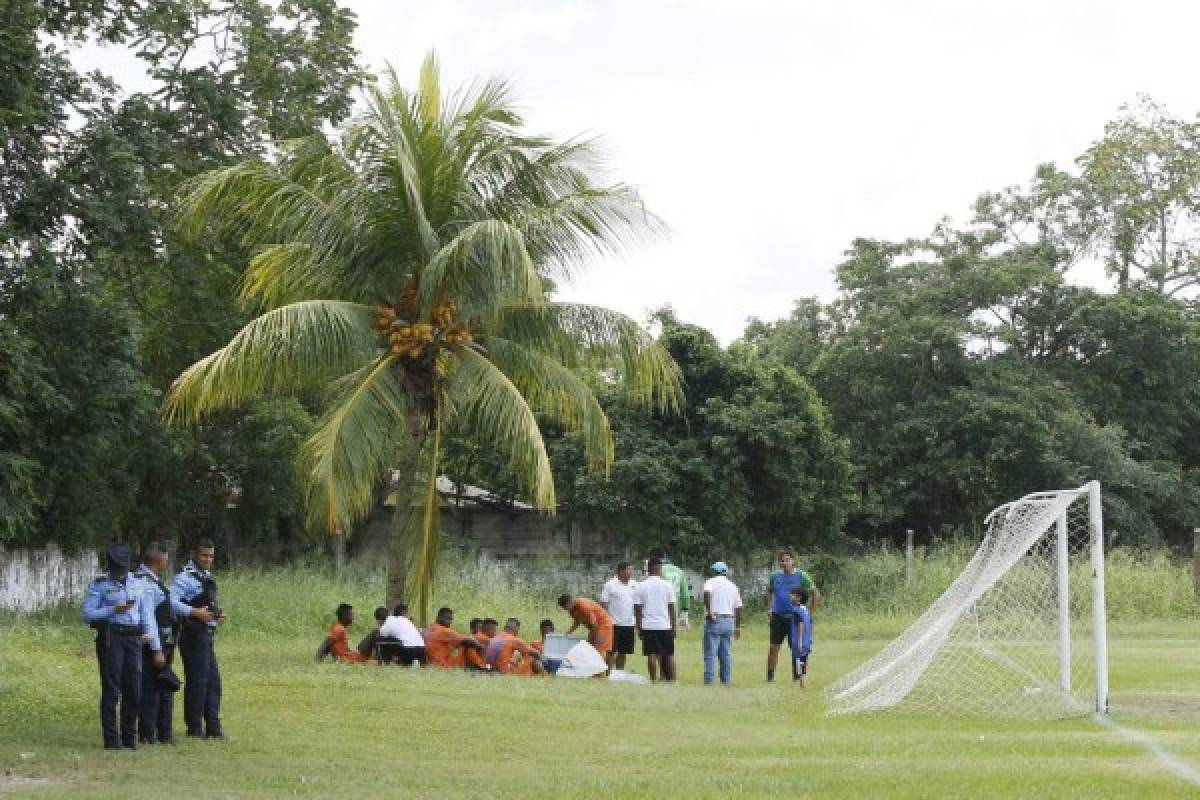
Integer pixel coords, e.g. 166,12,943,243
767,670,774,681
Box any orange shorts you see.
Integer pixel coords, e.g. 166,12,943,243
589,624,614,654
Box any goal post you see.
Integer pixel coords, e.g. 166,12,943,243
827,481,1109,718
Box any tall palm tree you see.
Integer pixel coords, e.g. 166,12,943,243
164,55,682,622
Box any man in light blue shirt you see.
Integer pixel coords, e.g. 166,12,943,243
133,541,200,745
173,538,224,739
81,543,163,750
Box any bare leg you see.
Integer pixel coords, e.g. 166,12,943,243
615,652,627,670
767,643,781,677
647,655,660,681
662,654,676,682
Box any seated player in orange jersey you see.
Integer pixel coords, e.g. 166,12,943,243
558,593,615,673
464,617,497,671
329,604,368,664
484,618,544,675
422,607,483,669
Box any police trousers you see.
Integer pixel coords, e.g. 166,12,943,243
138,643,174,742
96,628,141,748
179,627,222,736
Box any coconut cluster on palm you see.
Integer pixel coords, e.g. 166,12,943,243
163,55,682,622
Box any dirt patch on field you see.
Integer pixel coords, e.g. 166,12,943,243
0,772,59,794
1114,695,1200,716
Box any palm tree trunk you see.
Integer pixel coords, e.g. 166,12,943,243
385,410,427,609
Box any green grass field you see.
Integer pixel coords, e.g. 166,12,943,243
1,567,1198,799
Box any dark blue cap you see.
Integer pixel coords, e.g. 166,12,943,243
106,543,132,569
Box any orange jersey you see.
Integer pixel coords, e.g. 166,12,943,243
485,631,538,674
330,622,366,664
423,623,468,668
571,599,614,653
570,598,613,629
465,632,492,669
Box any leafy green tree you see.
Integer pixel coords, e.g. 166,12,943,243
1076,97,1200,294
2,0,364,554
553,311,852,564
0,264,157,548
165,57,682,620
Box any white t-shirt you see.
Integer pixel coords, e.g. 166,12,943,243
634,575,676,631
702,575,743,616
379,615,425,647
600,577,639,626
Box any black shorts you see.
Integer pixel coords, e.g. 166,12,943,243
614,625,636,655
378,639,426,666
769,613,794,646
641,629,675,657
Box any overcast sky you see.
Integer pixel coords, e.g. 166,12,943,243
81,1,1200,341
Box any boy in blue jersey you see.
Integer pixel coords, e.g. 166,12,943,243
788,587,814,688
765,549,819,681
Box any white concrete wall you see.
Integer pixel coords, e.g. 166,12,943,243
0,543,98,611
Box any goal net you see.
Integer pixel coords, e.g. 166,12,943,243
828,482,1109,718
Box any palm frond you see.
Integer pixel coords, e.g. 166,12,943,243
361,73,438,262
419,220,543,321
486,337,613,473
300,355,411,534
163,300,378,423
177,139,405,306
492,302,683,412
467,136,661,273
443,347,555,510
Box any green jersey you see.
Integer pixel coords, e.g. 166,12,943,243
661,562,691,612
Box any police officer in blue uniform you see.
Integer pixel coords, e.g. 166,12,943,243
82,543,164,750
134,541,201,745
172,538,225,739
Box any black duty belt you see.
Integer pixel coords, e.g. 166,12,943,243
182,623,215,635
111,624,142,636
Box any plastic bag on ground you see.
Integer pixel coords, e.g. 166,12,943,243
607,670,649,685
555,641,607,678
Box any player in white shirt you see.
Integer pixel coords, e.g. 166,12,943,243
633,556,677,682
378,603,427,666
599,561,639,671
701,561,744,685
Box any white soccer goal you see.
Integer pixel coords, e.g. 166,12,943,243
828,481,1109,718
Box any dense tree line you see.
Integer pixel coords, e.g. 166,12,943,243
1,0,363,551
448,98,1200,558
3,5,1196,560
